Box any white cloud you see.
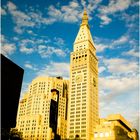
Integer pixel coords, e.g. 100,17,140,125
54,48,66,56
21,39,35,45
37,62,70,79
103,58,138,75
38,45,67,58
46,0,102,24
99,96,139,130
98,53,139,130
54,37,65,46
7,1,17,11
99,0,131,14
98,0,132,25
128,112,139,130
94,36,111,52
1,43,16,56
24,62,38,71
99,78,139,130
120,13,139,33
7,1,35,34
14,26,24,34
99,76,138,98
95,43,109,52
99,57,139,105
5,1,82,34
48,5,62,18
112,35,129,46
95,44,107,52
11,36,68,57
1,35,16,56
47,1,83,23
94,34,130,52
4,0,103,31
81,0,86,7
99,15,112,25
122,49,139,57
61,2,82,23
27,30,37,36
121,13,138,25
6,2,56,33
20,46,34,54
99,66,106,73
1,7,6,15
87,0,102,12
38,45,49,57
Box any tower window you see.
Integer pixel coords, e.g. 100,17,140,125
75,134,80,138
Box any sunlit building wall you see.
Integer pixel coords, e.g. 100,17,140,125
93,114,138,140
68,9,99,140
16,76,69,140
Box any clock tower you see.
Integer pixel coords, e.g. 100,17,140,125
68,9,99,140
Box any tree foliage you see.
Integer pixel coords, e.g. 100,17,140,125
1,128,23,140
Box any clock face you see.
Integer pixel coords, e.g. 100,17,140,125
75,74,82,83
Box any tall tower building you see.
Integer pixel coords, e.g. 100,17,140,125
16,76,69,140
68,9,99,140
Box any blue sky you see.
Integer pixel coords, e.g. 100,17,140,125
1,0,139,130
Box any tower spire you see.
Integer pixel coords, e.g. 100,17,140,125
81,8,88,26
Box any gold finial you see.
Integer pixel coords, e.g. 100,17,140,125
81,8,88,25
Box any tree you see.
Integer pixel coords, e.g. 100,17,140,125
9,128,23,140
1,128,23,140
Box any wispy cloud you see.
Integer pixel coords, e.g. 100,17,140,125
47,0,102,24
98,0,132,26
6,2,57,34
99,66,106,73
4,0,104,34
99,76,138,99
20,46,34,54
120,12,139,35
1,35,16,56
95,43,109,52
98,56,139,121
47,1,82,23
7,1,35,33
103,58,138,75
54,37,65,46
38,45,67,58
1,7,6,15
94,36,111,52
36,61,70,79
99,0,131,14
94,34,130,52
99,15,112,25
99,95,139,129
15,36,69,58
112,35,129,46
4,1,81,34
24,61,38,71
4,0,137,33
122,49,139,57
98,56,139,127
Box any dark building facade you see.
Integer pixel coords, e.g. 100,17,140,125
1,54,24,129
